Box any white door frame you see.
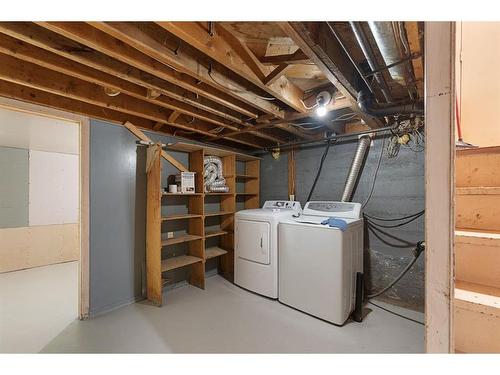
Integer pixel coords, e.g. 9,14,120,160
0,96,90,319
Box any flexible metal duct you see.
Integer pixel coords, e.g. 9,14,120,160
204,156,229,193
367,22,407,86
341,135,372,202
350,22,392,103
357,90,424,117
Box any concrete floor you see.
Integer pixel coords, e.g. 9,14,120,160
0,261,79,353
41,275,424,353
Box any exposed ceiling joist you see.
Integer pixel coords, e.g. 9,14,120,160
210,96,352,140
75,21,284,118
0,22,261,121
0,52,273,149
155,22,307,114
260,50,311,65
281,22,383,128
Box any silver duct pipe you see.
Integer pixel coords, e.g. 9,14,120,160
341,135,372,202
350,22,392,103
367,22,406,86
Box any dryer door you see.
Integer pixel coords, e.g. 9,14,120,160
235,219,270,265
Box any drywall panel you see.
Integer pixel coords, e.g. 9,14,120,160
0,146,29,228
0,105,79,154
29,150,79,226
0,223,79,273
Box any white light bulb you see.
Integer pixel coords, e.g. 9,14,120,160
316,106,327,117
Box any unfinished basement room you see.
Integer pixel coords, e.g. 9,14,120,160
1,2,499,369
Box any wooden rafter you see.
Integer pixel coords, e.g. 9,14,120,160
263,64,291,85
155,22,306,113
281,22,382,128
0,52,273,149
0,22,261,121
0,23,291,146
63,21,285,118
210,96,352,141
260,50,311,65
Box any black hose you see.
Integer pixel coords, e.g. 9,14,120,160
306,140,332,202
367,241,425,299
364,211,424,228
364,210,425,222
358,90,424,117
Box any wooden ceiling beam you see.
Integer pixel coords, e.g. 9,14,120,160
0,78,173,133
0,22,261,121
57,21,285,118
157,22,306,113
0,32,245,132
281,22,383,128
210,96,353,140
263,64,291,85
0,52,272,149
260,50,311,66
0,26,288,145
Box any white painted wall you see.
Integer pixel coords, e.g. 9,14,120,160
28,150,79,226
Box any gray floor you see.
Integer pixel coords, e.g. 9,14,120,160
1,261,78,353
41,275,424,353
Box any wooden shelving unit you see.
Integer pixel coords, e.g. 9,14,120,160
145,142,260,306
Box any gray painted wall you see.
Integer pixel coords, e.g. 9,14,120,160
0,146,28,228
260,136,425,311
89,119,219,316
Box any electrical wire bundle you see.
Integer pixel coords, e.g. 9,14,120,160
387,117,425,158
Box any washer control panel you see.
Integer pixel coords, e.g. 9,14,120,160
303,201,362,219
262,200,301,212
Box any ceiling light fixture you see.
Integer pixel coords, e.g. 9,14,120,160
315,91,332,117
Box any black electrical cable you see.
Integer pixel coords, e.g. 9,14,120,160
362,137,385,209
364,209,425,222
306,140,333,202
367,241,425,299
368,301,424,326
364,211,424,229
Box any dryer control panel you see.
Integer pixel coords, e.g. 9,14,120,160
303,201,362,219
262,200,301,212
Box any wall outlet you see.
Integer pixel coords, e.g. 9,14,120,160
167,232,174,239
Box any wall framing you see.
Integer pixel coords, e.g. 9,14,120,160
424,21,456,353
0,96,90,320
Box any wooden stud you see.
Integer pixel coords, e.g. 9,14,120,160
146,144,162,306
424,21,455,353
124,121,189,172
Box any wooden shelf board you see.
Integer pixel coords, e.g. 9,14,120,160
205,246,228,260
162,192,203,196
204,211,235,218
236,192,258,196
204,230,228,238
161,234,202,246
205,192,234,196
161,255,203,272
162,213,202,221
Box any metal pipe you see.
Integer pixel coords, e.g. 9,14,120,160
358,90,424,117
350,22,392,103
326,22,376,96
260,124,398,153
341,135,372,202
367,22,407,86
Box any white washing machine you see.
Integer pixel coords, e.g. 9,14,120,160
235,200,302,298
279,201,363,325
